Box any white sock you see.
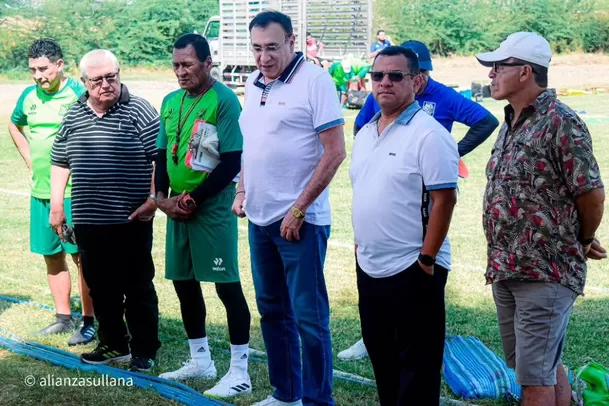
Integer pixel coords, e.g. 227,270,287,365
229,343,249,376
189,337,211,368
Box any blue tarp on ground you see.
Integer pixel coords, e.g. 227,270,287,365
443,335,521,402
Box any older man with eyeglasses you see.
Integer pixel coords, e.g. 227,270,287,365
49,49,161,372
350,45,459,405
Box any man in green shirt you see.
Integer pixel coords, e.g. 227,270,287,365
8,38,95,346
154,33,251,399
329,58,371,107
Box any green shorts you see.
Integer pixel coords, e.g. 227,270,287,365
165,185,240,283
30,197,78,256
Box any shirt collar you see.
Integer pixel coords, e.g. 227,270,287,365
255,52,305,87
503,88,556,120
370,100,422,126
78,83,131,105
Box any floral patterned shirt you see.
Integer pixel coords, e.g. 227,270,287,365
483,90,603,295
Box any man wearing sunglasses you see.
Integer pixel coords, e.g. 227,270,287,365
350,45,460,405
354,40,498,146
477,32,606,406
340,39,499,362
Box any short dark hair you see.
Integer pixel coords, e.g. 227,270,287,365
377,29,385,35
174,33,211,62
306,31,311,37
28,38,63,62
249,10,293,36
374,46,420,74
512,58,548,88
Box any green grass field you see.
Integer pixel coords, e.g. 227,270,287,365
1,85,608,406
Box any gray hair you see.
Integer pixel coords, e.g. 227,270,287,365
79,49,120,79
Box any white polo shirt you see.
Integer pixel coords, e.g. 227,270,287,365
239,52,345,227
350,101,459,278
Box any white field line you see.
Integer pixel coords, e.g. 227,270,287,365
0,188,28,197
1,187,609,295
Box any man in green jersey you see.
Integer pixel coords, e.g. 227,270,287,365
154,33,251,399
329,58,371,107
8,38,95,346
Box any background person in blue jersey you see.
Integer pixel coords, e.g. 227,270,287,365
339,40,500,362
353,41,499,157
369,30,393,60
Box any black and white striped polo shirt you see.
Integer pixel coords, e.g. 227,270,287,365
51,85,159,225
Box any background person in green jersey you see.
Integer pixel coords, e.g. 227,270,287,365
7,38,95,346
329,58,371,107
154,34,252,399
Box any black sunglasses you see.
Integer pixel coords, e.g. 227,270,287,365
369,71,417,82
493,62,538,74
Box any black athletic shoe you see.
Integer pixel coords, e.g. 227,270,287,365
80,344,131,365
129,357,155,372
68,319,96,346
35,318,75,336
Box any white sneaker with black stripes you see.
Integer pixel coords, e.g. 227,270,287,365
204,371,252,398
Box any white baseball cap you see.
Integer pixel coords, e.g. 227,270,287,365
476,32,552,68
341,59,352,73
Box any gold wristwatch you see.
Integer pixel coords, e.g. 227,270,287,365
291,205,305,219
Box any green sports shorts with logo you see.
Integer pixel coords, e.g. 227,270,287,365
30,197,78,256
164,185,240,283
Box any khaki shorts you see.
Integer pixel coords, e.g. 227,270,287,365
492,280,577,386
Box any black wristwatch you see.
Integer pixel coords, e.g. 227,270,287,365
580,237,595,246
418,253,436,266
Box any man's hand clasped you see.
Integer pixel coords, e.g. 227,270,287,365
156,192,195,221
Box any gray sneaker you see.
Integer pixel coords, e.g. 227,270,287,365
35,317,75,336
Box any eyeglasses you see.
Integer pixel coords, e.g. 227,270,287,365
492,62,537,74
370,71,417,82
88,72,119,87
251,36,289,53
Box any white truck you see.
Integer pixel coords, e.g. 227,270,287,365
202,0,373,89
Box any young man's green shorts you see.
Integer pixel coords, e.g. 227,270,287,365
30,197,78,256
165,185,240,283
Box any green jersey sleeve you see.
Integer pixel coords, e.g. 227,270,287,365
156,94,172,150
11,85,36,126
215,86,243,153
70,79,86,98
